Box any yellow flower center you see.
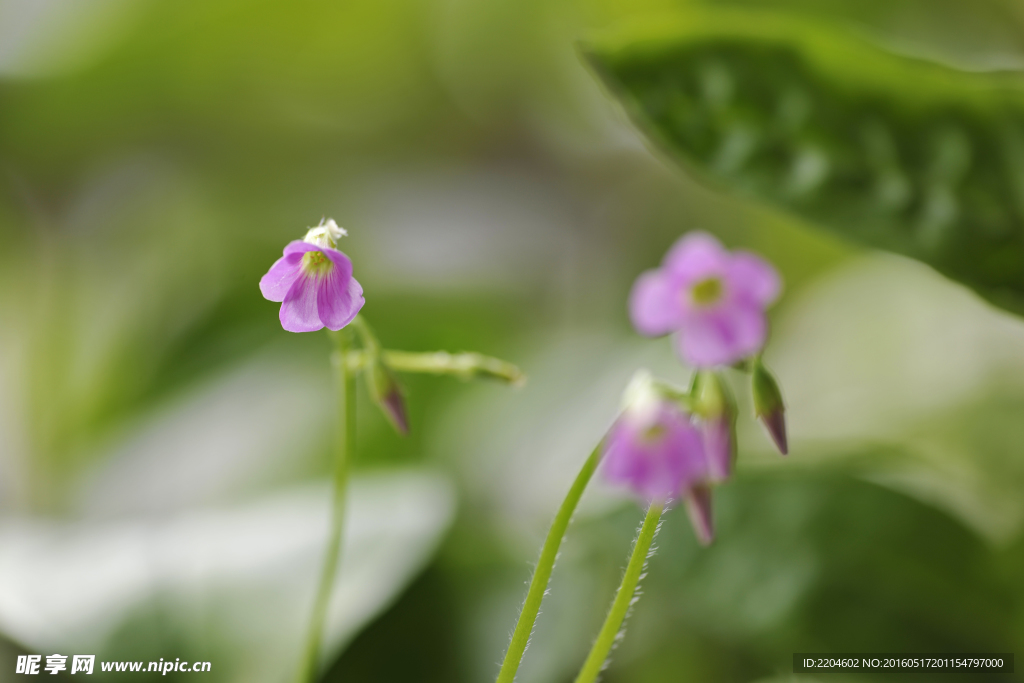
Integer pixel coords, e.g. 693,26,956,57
641,423,666,442
690,277,723,306
301,250,332,275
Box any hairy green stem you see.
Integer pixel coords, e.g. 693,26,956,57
346,349,524,386
494,442,604,683
295,330,356,683
573,500,665,683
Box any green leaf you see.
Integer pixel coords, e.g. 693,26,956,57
583,8,1024,315
0,471,455,682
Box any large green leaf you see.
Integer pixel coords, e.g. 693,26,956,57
583,8,1024,315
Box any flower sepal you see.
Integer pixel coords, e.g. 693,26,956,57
685,484,714,545
691,370,737,482
367,359,409,435
751,359,787,455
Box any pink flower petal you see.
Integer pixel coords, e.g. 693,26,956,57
260,242,319,303
315,246,363,331
318,271,365,331
728,251,781,305
629,270,679,336
283,240,321,257
677,303,767,367
662,231,729,283
603,404,708,502
259,253,304,303
280,273,324,333
320,245,354,281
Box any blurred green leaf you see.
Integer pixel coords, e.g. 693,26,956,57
600,471,1018,681
0,471,455,683
681,0,1024,71
584,7,1024,315
755,254,1024,543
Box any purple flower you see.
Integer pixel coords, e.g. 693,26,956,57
260,219,365,333
602,372,708,503
630,232,781,367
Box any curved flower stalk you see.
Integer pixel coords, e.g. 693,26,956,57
495,372,708,683
496,230,789,683
574,499,663,683
259,219,523,683
494,442,603,683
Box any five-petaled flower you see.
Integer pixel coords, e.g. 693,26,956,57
630,231,781,367
260,219,365,333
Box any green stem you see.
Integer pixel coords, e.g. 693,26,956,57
573,500,665,683
295,330,356,683
346,349,524,386
350,314,381,355
494,442,604,683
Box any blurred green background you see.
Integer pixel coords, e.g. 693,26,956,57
1,0,1024,681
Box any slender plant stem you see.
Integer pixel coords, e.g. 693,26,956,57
573,500,665,683
346,349,525,386
295,330,356,683
350,314,381,356
495,442,603,683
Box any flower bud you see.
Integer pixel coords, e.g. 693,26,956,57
367,360,408,435
693,371,736,482
685,484,714,545
751,360,787,455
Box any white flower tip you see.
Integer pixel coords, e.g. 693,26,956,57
321,217,348,240
621,369,658,414
302,218,348,248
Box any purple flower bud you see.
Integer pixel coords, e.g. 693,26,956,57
602,372,708,503
684,484,714,545
629,232,781,367
692,371,736,482
259,220,365,333
752,360,787,455
381,388,409,435
702,416,733,482
368,362,409,435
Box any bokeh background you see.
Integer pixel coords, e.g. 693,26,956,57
2,0,1024,681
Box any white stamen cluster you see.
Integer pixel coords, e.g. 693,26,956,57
303,218,349,248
